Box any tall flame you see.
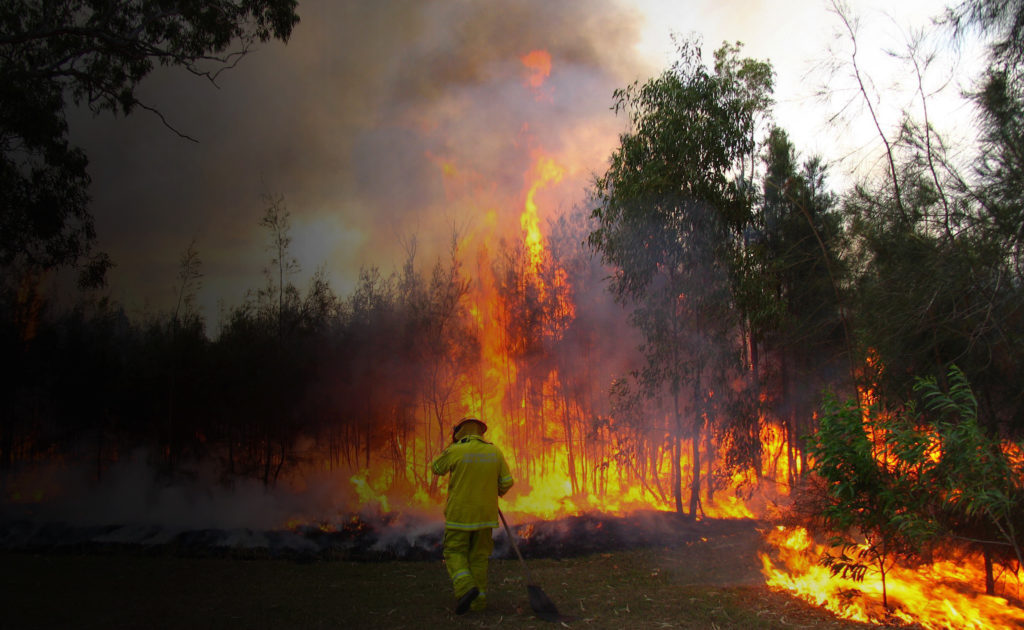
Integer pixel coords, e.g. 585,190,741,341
521,152,565,273
280,49,1023,630
322,140,784,523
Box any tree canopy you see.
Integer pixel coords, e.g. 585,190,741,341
0,0,299,285
589,38,774,515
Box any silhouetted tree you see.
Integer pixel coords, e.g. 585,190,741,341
0,0,299,285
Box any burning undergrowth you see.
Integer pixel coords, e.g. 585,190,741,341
760,524,1024,629
0,509,762,562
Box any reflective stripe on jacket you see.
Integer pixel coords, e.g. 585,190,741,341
431,435,514,530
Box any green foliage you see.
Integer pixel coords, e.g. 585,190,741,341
589,37,772,393
590,38,768,280
809,365,1024,606
974,67,1024,275
730,126,847,481
842,0,1024,434
589,38,774,514
914,366,1024,568
947,0,1024,65
810,391,935,607
758,130,844,352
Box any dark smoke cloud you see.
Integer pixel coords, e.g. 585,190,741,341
66,0,651,323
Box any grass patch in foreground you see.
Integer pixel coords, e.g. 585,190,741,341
2,544,879,629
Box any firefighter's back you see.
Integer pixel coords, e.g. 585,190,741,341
442,436,503,530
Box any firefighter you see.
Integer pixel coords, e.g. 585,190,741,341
431,417,514,614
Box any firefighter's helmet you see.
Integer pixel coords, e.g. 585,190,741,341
452,417,487,442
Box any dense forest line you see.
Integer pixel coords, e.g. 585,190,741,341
1,0,1023,606
1,202,646,499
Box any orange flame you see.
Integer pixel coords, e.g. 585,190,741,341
520,49,552,89
314,145,787,525
521,151,565,273
760,525,1024,629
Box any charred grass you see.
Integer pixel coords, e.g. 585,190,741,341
1,526,880,629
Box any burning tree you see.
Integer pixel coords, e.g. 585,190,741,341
807,365,1024,611
589,38,773,516
743,126,848,486
808,390,936,611
914,367,1024,593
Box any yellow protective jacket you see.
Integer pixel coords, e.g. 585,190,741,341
431,435,514,531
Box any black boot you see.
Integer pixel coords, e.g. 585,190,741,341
455,587,480,615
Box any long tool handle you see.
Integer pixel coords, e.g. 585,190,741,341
498,508,534,584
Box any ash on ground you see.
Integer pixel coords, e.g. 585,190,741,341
0,511,762,562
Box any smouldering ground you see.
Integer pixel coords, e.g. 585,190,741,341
2,522,881,629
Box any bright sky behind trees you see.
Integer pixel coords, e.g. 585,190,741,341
67,0,977,326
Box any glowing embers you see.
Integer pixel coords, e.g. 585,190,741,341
760,525,1024,629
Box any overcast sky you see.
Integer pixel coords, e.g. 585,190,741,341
66,0,977,328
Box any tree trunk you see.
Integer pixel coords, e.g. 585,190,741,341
781,357,796,487
786,414,796,488
167,340,177,475
573,398,588,492
95,425,104,482
364,423,371,469
796,366,809,478
689,422,702,517
342,423,351,469
672,392,683,514
262,433,272,487
273,442,286,484
651,440,667,503
750,333,760,379
705,418,714,504
881,567,888,610
984,548,995,596
689,370,703,518
562,396,579,496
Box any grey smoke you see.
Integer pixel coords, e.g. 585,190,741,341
66,0,651,322
1,450,361,531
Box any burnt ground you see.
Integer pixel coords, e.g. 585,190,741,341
0,514,886,629
0,510,765,562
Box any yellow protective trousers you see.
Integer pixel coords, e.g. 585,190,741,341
443,527,494,607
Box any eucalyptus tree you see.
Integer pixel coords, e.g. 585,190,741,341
0,0,299,286
589,38,773,516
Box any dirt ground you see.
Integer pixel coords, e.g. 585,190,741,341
1,520,884,629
